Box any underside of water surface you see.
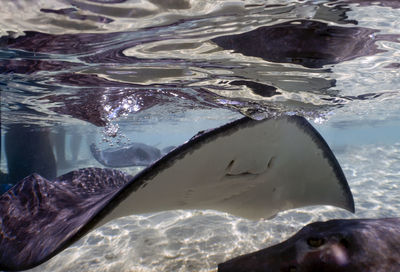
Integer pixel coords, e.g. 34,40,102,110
1,0,400,271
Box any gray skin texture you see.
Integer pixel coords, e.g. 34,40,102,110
218,218,400,272
0,168,133,271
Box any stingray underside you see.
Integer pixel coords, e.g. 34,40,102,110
95,115,354,225
0,115,354,271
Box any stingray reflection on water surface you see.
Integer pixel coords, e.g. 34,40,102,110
0,115,354,271
2,14,399,127
212,19,397,69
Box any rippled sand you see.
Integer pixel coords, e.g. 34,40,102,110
25,142,400,272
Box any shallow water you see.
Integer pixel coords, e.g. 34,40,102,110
1,0,400,271
20,141,400,272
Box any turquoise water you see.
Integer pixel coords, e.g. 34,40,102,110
1,1,400,271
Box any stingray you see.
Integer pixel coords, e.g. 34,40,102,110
0,115,354,271
218,218,400,272
212,19,399,68
90,142,165,167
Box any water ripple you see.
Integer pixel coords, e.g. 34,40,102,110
2,1,400,130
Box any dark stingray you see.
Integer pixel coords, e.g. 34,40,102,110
0,168,132,271
90,142,163,167
212,20,399,68
0,115,354,271
218,218,400,272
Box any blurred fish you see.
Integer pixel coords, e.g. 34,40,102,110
90,142,163,167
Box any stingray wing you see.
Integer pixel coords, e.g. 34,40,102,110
96,115,354,225
0,169,132,271
0,115,354,270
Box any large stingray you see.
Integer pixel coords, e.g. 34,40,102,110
218,218,400,272
0,115,354,271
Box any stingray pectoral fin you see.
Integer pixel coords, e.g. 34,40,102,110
96,115,354,226
0,116,354,271
0,168,132,271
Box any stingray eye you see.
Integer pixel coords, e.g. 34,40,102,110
307,237,325,248
340,238,350,249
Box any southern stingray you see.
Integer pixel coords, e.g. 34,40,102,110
218,218,400,272
0,115,354,271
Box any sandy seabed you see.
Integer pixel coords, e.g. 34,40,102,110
26,142,400,272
